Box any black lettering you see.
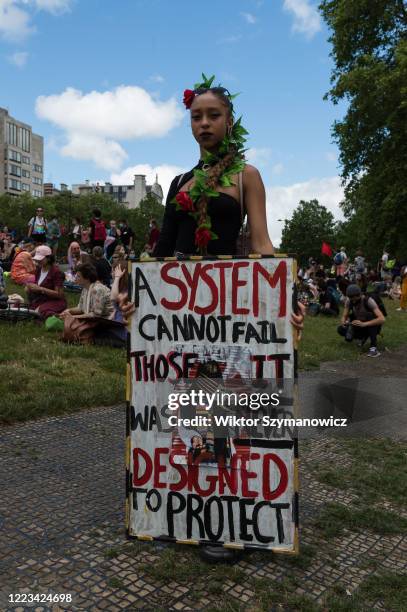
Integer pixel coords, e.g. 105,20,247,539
206,316,220,343
204,497,224,541
188,315,205,340
157,315,173,341
220,496,239,541
245,322,262,343
239,498,255,541
139,315,155,341
132,487,147,510
173,314,189,341
186,494,205,539
134,267,157,307
167,492,186,538
145,489,162,512
252,502,275,543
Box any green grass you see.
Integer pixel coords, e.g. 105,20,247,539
299,296,407,369
311,438,407,506
0,278,126,424
1,279,406,423
315,502,407,538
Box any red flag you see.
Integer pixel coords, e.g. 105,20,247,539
321,242,333,257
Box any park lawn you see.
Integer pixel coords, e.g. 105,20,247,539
1,278,407,423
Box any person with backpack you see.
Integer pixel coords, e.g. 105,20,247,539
354,249,366,275
28,206,48,244
337,284,386,357
90,209,107,249
333,246,348,277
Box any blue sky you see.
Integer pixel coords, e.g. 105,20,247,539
0,0,347,244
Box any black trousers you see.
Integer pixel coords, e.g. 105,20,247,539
337,324,381,348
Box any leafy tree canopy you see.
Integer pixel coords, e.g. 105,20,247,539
320,0,407,260
280,199,337,266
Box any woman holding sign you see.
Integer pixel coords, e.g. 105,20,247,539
122,74,304,561
123,73,304,332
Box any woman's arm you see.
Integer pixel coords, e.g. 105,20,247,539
243,165,274,255
110,267,125,301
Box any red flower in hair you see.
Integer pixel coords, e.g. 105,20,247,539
175,191,195,212
183,89,195,109
195,226,212,249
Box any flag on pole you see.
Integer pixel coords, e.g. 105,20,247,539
321,242,333,257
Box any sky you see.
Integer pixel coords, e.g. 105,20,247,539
0,0,347,245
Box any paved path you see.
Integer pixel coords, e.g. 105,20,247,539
1,347,406,611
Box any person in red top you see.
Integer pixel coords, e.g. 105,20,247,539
27,245,67,319
89,208,107,249
147,219,160,252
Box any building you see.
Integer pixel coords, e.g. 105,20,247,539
0,107,44,198
71,174,163,209
43,182,69,197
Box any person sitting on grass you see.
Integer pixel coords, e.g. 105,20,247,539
10,240,36,285
66,241,89,282
60,262,125,347
388,276,401,301
337,284,385,358
91,246,112,287
26,245,67,319
318,279,339,316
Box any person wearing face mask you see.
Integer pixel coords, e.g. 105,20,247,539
337,284,386,357
105,220,121,261
118,220,134,254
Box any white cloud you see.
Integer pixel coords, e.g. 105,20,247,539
110,164,187,201
265,176,344,246
271,163,284,175
283,0,321,39
35,85,184,171
33,0,72,15
61,134,127,172
0,0,33,40
149,74,165,83
246,147,272,167
0,0,72,40
7,50,28,66
241,12,257,24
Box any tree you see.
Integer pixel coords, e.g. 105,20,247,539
280,199,337,265
320,0,407,260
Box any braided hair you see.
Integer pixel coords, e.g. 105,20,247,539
192,88,241,227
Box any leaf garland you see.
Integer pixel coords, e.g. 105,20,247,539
174,73,249,253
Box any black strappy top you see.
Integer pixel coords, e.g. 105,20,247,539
153,168,243,257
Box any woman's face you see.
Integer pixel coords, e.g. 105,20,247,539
190,92,232,152
71,244,80,257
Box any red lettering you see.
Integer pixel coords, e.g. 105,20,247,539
133,448,153,486
217,454,239,494
232,262,250,315
252,261,287,317
153,448,169,488
213,262,233,315
169,454,188,491
240,453,260,497
194,264,218,315
160,263,188,310
263,453,288,500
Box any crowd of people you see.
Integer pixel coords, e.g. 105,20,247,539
0,208,161,347
297,247,407,357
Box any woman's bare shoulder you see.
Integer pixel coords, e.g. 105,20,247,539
243,163,262,180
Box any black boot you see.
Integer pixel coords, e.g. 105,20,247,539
199,545,241,563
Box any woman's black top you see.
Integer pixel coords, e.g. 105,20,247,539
153,168,243,257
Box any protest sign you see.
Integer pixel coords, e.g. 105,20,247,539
126,255,299,553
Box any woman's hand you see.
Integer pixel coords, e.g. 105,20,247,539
113,266,126,279
119,295,136,323
291,301,305,341
59,309,71,319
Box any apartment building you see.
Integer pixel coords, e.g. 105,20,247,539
0,107,44,198
71,175,164,209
